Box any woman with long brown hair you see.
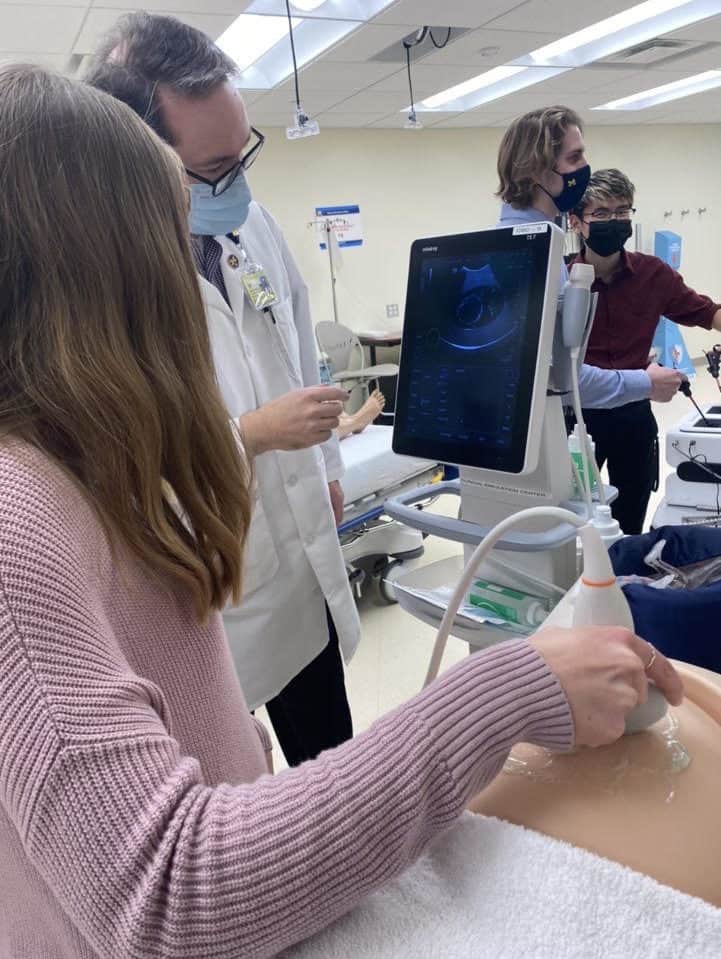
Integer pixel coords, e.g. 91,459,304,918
0,64,681,959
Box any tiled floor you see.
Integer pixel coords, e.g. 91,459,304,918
259,361,721,771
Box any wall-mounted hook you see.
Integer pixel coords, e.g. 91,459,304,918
681,208,690,217
698,207,708,215
663,210,673,218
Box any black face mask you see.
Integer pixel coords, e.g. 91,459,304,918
539,164,591,213
585,219,633,257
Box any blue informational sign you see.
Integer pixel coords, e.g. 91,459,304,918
651,230,695,376
316,204,363,249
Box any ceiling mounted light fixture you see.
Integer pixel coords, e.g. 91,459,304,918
593,68,721,109
408,64,569,113
520,0,721,68
415,0,721,113
220,0,399,89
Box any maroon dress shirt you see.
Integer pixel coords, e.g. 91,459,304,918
575,250,718,371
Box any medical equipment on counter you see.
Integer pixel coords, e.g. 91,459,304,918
653,404,721,526
679,376,710,425
705,344,721,391
568,423,597,496
385,223,608,648
468,579,550,627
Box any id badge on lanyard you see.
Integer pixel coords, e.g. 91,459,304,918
235,244,279,312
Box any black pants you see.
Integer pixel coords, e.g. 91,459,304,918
264,608,353,767
582,400,659,535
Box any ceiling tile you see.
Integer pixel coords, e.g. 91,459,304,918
637,44,721,74
250,80,346,114
486,0,639,36
0,3,89,54
534,66,647,95
372,0,527,30
366,113,420,127
90,0,252,11
318,112,387,126
369,62,498,96
295,59,402,91
666,16,721,44
422,27,563,67
73,8,236,54
0,0,87,5
323,23,412,62
432,111,513,127
323,89,408,113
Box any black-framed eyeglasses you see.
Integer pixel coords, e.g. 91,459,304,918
585,207,637,222
185,127,265,196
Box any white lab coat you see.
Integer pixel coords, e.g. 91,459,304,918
201,201,360,710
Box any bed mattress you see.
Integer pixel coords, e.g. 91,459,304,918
340,426,437,507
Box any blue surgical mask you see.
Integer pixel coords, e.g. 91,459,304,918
188,172,252,236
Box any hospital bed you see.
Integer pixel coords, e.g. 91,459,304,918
337,425,443,602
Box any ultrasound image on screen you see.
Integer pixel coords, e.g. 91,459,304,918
403,249,535,450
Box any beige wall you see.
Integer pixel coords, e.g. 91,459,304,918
248,123,721,358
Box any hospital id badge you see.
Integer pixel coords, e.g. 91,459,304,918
241,268,279,311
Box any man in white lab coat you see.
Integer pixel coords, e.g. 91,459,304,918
88,13,361,765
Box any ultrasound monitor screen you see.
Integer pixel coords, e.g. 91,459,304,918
392,227,555,473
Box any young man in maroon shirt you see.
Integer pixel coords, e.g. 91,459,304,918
569,168,721,534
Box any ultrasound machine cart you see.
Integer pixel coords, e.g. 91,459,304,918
383,222,607,648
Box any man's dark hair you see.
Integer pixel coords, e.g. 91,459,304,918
85,12,237,143
571,168,636,220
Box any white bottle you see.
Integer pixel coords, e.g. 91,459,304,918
568,424,597,497
573,524,667,734
591,505,624,547
573,524,633,630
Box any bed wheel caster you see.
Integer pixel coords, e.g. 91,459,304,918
347,566,365,599
378,560,403,604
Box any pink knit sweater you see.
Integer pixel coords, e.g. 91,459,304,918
0,441,574,958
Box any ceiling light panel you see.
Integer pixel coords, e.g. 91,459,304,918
414,65,571,111
221,0,398,87
593,68,721,108
243,0,394,20
517,0,721,69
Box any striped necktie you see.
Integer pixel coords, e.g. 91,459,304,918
192,234,231,307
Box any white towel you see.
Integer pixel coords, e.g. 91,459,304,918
284,813,721,958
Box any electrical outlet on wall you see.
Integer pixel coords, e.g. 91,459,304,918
386,303,399,318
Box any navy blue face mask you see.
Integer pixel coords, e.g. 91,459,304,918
541,164,591,213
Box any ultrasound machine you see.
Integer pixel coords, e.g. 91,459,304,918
384,221,602,646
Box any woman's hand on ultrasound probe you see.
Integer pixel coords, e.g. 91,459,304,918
531,626,684,748
239,386,349,455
